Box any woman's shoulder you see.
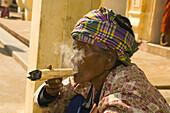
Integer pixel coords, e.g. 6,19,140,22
114,63,142,72
103,63,148,93
107,63,145,80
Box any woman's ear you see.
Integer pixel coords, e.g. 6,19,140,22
105,50,118,70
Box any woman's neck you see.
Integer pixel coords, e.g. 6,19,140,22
90,70,110,91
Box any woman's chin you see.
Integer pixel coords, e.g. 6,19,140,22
74,75,84,83
73,74,78,83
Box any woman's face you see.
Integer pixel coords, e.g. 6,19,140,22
71,40,108,83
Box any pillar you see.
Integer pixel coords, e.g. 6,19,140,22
126,0,166,43
149,0,166,43
25,0,100,113
126,0,148,41
23,0,33,21
16,0,25,12
101,0,127,16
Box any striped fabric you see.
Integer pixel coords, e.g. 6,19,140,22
71,7,138,65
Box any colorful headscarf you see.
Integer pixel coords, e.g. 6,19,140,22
71,7,138,66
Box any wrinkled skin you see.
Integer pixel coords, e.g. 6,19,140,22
71,40,108,83
45,40,117,96
45,78,63,96
71,40,117,90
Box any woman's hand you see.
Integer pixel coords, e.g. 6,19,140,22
45,78,63,96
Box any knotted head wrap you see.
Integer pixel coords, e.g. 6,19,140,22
71,7,138,66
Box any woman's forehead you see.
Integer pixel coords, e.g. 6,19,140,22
72,40,108,55
73,40,89,48
73,40,99,50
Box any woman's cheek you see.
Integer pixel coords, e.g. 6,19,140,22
72,49,86,74
78,49,85,64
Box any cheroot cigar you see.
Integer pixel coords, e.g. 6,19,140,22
27,68,73,81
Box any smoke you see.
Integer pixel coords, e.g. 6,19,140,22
54,42,86,74
72,48,85,74
54,43,73,68
60,44,73,68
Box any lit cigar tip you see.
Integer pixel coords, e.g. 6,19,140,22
27,70,42,81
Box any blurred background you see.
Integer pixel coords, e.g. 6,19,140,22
0,0,169,113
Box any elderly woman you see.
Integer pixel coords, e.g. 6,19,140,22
34,7,170,113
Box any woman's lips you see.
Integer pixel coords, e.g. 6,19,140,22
73,69,78,74
73,74,78,81
74,72,78,76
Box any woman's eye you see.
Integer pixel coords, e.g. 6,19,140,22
73,45,78,50
73,47,76,50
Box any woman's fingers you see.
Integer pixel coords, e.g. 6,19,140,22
46,87,63,96
46,78,62,84
45,83,63,89
45,78,63,96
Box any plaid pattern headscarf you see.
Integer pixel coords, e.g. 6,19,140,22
71,7,138,66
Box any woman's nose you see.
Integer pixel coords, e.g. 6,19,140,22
71,55,75,63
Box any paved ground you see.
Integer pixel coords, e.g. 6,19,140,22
0,43,26,113
0,18,31,41
132,50,170,86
